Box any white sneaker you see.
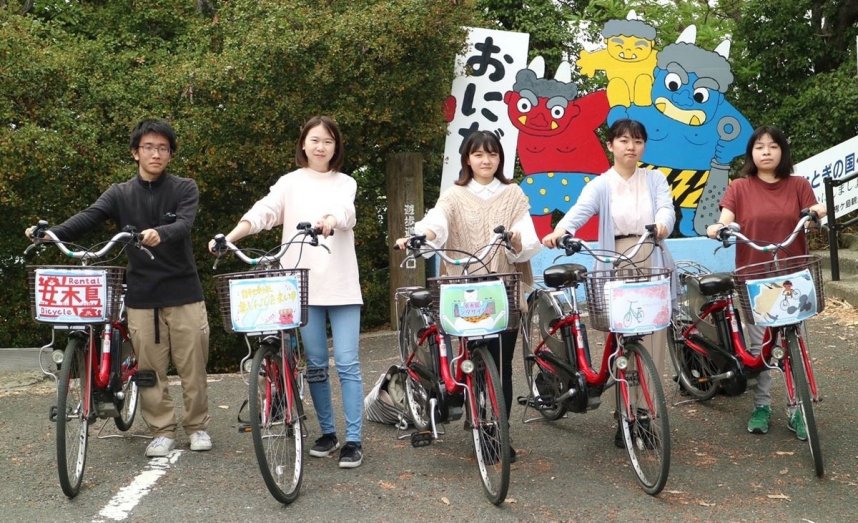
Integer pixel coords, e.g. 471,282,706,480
189,431,212,451
145,436,176,457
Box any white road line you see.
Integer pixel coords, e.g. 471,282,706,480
94,450,184,522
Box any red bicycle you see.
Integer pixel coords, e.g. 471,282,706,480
211,222,326,504
522,226,672,495
395,226,517,505
669,213,824,476
25,221,155,498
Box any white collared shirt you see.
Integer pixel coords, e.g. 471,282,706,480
607,167,654,236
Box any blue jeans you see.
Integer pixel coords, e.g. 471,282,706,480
300,305,363,443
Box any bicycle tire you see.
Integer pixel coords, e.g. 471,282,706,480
113,378,139,432
399,304,433,431
249,342,304,504
113,332,139,432
616,341,670,495
56,336,89,498
667,321,719,401
786,329,823,477
522,292,567,420
469,346,510,505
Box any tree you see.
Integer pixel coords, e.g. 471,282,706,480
731,0,858,159
0,1,474,367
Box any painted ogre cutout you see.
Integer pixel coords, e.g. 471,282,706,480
504,57,609,239
608,26,753,237
576,12,657,107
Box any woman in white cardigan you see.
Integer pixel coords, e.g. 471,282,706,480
542,118,676,448
211,116,365,468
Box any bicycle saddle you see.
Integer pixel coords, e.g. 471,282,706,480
543,263,588,289
686,272,733,296
409,289,432,308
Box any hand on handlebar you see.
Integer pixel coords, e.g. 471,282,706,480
394,235,427,251
541,230,566,249
315,215,336,238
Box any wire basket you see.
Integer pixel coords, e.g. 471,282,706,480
428,272,521,333
28,265,125,324
584,267,671,332
214,268,309,333
732,255,824,326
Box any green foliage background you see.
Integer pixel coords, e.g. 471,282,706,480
0,0,472,370
2,0,857,371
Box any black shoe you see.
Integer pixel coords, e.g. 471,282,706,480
309,433,339,457
338,441,363,468
614,423,625,448
637,409,658,449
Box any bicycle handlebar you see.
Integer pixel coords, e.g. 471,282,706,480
24,220,154,261
396,225,514,273
557,224,658,267
713,211,817,255
210,222,330,269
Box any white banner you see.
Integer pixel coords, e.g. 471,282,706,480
795,135,858,219
441,27,529,192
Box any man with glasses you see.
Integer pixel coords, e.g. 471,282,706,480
29,118,212,457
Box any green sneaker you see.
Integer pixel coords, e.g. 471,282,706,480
747,405,771,434
788,409,808,441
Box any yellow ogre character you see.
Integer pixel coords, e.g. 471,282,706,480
577,17,657,107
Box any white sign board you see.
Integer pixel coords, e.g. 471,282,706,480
441,27,529,192
795,135,858,219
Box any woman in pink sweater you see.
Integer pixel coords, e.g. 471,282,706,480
212,116,364,468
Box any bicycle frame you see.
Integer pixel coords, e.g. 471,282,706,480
676,288,821,402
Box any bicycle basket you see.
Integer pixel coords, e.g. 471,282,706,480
732,255,823,327
213,268,309,333
584,267,671,333
28,265,125,324
428,272,521,336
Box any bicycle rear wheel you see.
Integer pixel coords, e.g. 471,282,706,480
468,346,510,505
616,341,670,495
249,342,304,504
56,336,89,498
399,304,433,431
522,292,568,420
667,321,719,401
786,329,823,477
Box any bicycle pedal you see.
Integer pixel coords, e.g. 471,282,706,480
133,370,157,387
237,423,253,433
410,431,433,448
49,405,58,422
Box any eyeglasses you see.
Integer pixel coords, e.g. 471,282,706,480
138,144,171,155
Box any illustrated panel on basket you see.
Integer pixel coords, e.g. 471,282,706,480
28,265,125,324
733,255,823,327
214,268,309,333
584,267,671,333
429,272,521,337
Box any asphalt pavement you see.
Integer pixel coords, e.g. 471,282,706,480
1,311,857,522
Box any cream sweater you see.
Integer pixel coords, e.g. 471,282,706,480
240,168,362,306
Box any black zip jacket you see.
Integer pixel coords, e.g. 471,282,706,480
50,172,204,309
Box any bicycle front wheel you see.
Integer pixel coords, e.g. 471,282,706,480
399,303,434,431
522,292,567,420
468,346,510,505
112,331,140,432
56,336,89,498
616,341,670,495
249,342,304,504
667,321,719,401
786,329,823,477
